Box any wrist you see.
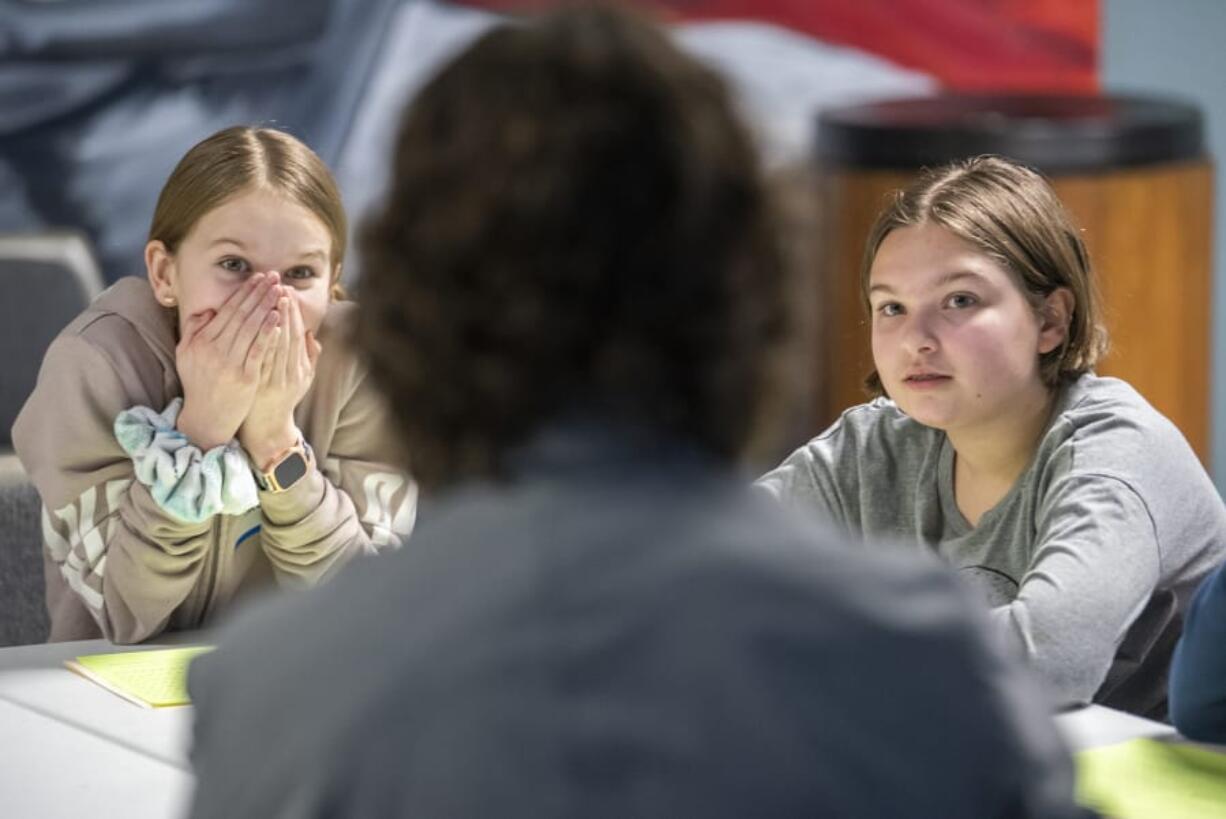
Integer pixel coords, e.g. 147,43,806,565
243,422,301,470
176,400,235,451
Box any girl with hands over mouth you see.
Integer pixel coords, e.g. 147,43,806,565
14,127,418,644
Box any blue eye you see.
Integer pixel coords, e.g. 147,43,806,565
946,293,979,309
284,266,317,281
219,257,249,274
877,302,904,317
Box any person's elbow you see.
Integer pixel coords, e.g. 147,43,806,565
989,601,1111,709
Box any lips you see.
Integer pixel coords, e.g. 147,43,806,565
902,372,952,388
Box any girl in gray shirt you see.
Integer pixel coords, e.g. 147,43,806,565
760,157,1226,719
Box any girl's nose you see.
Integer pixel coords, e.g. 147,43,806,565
901,314,938,356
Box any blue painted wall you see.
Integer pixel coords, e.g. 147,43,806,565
1103,0,1226,490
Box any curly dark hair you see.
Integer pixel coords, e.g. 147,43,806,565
357,4,790,489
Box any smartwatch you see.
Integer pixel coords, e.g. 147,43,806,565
255,438,313,493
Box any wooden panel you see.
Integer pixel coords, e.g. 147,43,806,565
814,168,910,429
1052,162,1213,461
813,160,1213,463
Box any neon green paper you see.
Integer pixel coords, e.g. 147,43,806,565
1076,738,1226,818
71,646,215,707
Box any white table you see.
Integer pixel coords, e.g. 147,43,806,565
1056,703,1180,750
0,638,197,819
0,698,191,819
0,636,1201,817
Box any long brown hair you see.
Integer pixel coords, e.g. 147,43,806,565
861,155,1108,395
149,125,348,300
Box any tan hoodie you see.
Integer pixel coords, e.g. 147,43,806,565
12,278,416,644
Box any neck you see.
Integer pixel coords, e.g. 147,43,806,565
947,384,1057,485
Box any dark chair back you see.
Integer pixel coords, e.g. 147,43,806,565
1,232,104,447
0,454,49,646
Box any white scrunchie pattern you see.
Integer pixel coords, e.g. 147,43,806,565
114,397,258,524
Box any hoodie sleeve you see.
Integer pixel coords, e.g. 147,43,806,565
254,353,416,588
12,326,224,644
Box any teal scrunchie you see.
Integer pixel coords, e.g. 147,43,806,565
114,398,258,524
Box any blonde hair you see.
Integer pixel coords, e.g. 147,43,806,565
149,125,348,300
861,155,1108,395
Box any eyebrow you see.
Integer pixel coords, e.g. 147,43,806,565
868,270,990,296
208,238,328,261
209,238,247,249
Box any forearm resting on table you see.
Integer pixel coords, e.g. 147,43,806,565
989,602,1114,709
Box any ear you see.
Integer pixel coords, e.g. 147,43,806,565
1037,287,1074,355
329,263,347,302
145,240,178,307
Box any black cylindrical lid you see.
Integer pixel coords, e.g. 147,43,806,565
817,94,1204,172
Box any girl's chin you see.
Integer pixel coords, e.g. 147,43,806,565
908,417,955,432
894,401,958,432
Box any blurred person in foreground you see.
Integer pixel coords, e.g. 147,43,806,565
186,6,1088,817
1170,560,1226,742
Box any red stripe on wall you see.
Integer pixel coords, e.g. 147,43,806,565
458,0,1098,92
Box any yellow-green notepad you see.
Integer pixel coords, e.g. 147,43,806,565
1076,737,1226,818
66,646,215,708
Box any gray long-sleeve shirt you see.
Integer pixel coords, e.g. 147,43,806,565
759,374,1226,718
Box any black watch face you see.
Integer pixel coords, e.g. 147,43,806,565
274,452,309,489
